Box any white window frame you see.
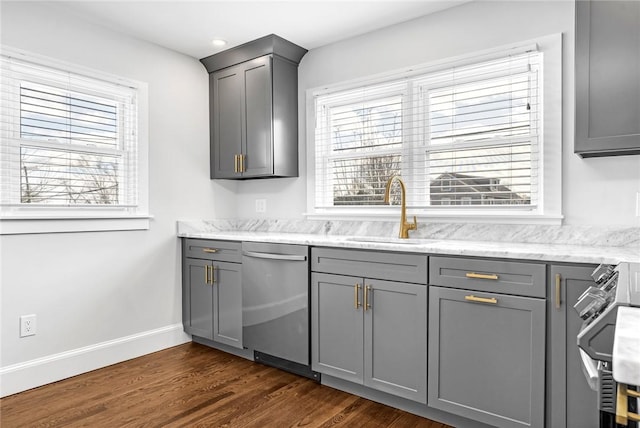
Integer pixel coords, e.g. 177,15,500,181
306,34,563,225
0,46,150,234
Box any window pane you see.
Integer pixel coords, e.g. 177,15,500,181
330,96,402,154
20,82,118,149
429,72,536,145
332,155,400,205
428,143,533,206
20,146,121,205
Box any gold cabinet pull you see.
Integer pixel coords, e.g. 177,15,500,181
240,154,246,172
234,154,239,173
466,272,499,280
204,264,210,284
354,284,361,309
555,273,561,310
364,285,371,311
202,248,218,254
464,295,498,304
210,265,215,284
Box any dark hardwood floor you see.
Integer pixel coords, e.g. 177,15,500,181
0,343,452,427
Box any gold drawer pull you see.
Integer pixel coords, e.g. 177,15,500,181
465,295,498,304
466,272,499,280
202,248,218,253
354,284,361,309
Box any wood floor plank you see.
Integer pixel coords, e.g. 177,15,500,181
0,343,452,428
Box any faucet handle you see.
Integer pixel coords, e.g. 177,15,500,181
407,215,418,231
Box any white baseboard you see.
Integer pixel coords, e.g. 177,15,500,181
0,323,191,397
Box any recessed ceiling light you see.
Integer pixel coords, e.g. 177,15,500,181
212,39,227,47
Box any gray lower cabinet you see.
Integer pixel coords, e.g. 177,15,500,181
182,239,243,349
311,270,428,403
575,0,640,157
428,256,546,428
548,264,599,428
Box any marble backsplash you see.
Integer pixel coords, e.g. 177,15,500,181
178,219,640,248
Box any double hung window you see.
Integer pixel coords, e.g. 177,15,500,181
1,48,147,232
312,38,561,222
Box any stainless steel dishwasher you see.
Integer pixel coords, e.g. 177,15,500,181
241,242,318,380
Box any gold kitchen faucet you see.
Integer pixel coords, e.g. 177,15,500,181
383,176,417,239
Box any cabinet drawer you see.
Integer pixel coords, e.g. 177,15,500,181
183,239,242,263
429,256,545,298
312,247,427,284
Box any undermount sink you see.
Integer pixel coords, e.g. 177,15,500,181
344,236,437,245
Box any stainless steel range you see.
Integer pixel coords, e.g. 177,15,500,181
575,262,640,427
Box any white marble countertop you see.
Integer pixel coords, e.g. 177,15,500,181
177,225,640,265
613,306,640,385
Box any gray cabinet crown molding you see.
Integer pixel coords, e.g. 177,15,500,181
200,34,307,73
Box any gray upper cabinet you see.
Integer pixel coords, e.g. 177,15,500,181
201,34,307,178
182,239,243,349
575,1,640,157
548,265,600,428
428,256,546,428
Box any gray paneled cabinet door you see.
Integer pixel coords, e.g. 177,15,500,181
575,0,640,156
210,56,273,178
548,265,599,428
428,286,545,428
311,273,427,403
364,279,427,403
212,261,243,349
183,258,214,340
311,273,364,384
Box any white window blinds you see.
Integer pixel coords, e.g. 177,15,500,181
314,49,541,211
1,52,138,209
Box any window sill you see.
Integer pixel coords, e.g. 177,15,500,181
0,214,153,235
304,209,564,226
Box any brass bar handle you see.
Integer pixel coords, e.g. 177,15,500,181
364,285,371,311
240,154,246,173
210,265,216,284
234,155,238,173
466,272,499,280
204,264,209,284
628,389,640,398
354,284,361,309
555,273,561,310
202,248,218,254
464,295,498,304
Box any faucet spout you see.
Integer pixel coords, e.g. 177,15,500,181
384,176,417,239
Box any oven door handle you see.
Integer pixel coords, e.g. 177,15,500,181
242,250,307,262
579,347,600,391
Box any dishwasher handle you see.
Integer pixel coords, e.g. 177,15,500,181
242,250,307,262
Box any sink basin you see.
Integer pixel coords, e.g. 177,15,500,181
344,236,437,246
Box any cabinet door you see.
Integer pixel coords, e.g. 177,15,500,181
182,258,213,340
549,265,599,428
575,1,640,156
311,273,364,384
428,286,545,428
242,56,273,177
212,261,243,349
363,279,427,403
211,66,242,178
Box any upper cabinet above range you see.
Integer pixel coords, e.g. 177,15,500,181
200,34,307,179
575,1,640,157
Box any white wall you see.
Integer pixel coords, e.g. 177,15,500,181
236,0,640,227
0,1,237,381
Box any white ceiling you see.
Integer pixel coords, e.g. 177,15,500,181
54,1,469,59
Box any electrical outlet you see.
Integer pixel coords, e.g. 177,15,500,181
255,199,266,213
20,314,36,337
